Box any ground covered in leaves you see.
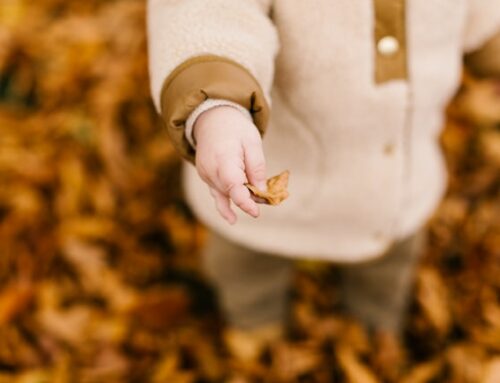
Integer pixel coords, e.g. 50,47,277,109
0,1,499,382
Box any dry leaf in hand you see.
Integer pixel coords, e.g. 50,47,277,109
246,170,289,206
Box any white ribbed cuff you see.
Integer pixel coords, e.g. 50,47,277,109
185,98,253,148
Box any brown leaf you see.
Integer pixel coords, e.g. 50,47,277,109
416,268,451,336
455,79,500,125
128,286,190,330
400,359,443,383
371,331,405,382
446,344,487,383
270,342,321,381
336,344,381,383
482,358,500,383
152,352,196,383
80,346,129,382
246,170,289,206
0,281,34,325
37,305,93,346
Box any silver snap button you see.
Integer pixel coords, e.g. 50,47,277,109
377,36,399,56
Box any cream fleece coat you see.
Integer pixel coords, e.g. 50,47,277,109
148,0,500,262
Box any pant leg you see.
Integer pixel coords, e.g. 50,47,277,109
338,231,426,333
201,232,294,330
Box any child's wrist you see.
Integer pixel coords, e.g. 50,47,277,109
186,99,253,148
193,105,253,143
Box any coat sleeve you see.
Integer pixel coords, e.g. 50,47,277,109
462,0,500,77
147,0,279,162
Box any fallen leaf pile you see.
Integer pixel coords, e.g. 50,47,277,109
246,170,290,206
0,1,499,382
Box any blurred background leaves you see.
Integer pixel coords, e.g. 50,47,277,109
0,0,499,382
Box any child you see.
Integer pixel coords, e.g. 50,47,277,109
147,0,500,344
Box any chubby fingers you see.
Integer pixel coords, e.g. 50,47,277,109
228,184,259,218
196,136,263,222
216,158,260,219
209,187,237,224
209,184,259,224
244,139,267,191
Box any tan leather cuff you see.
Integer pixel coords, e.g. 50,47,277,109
160,55,270,163
464,30,500,78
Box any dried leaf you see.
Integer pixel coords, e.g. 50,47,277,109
270,342,321,381
416,268,451,336
336,344,381,383
482,358,500,383
0,281,34,325
152,352,196,383
128,286,190,329
400,359,443,383
246,170,289,205
446,344,487,383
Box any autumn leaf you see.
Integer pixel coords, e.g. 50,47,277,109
246,170,290,206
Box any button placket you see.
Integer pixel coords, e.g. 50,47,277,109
373,0,407,83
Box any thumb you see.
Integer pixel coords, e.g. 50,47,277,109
244,141,267,191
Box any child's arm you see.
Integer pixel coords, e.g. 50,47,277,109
147,0,279,223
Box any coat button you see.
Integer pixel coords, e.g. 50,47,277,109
377,36,399,56
383,143,395,155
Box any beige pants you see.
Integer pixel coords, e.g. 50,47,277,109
202,231,425,333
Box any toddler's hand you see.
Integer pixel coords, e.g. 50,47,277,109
193,106,267,224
